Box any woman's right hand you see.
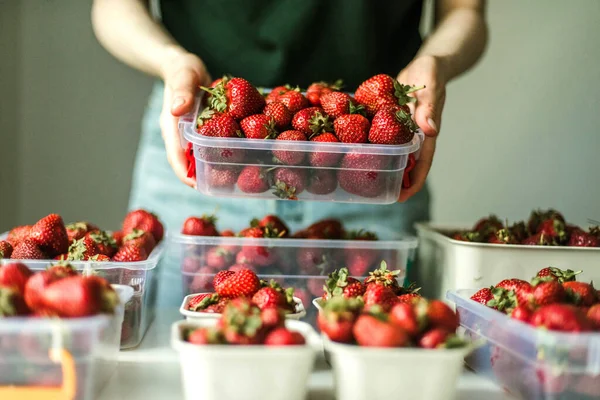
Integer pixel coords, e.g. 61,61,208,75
159,47,212,187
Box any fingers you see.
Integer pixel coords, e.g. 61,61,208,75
398,136,436,202
413,85,445,137
168,67,201,117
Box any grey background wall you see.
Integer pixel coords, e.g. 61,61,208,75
1,0,599,233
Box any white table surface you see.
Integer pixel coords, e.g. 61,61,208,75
98,310,513,400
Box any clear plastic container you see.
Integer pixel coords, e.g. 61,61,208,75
171,319,319,400
179,95,423,204
415,223,600,300
169,228,417,327
448,289,600,400
0,285,132,400
1,232,164,349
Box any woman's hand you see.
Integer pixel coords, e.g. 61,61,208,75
397,55,447,202
159,48,212,187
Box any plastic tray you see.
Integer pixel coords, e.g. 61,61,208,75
0,285,132,400
171,319,318,400
448,289,600,400
323,336,472,400
178,94,423,204
415,223,600,300
179,293,306,322
1,232,164,349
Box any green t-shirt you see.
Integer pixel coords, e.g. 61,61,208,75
160,0,423,89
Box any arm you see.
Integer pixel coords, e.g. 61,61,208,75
92,0,211,186
397,0,487,202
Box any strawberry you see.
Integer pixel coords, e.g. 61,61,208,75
122,209,164,242
67,236,99,261
112,231,124,247
89,254,111,261
221,229,235,237
0,262,33,296
537,218,567,243
397,293,421,304
0,287,29,316
317,296,362,343
262,101,292,130
187,293,220,312
308,132,342,167
389,302,420,336
221,298,264,344
338,154,388,198
278,90,309,113
196,108,242,138
510,304,533,323
265,85,293,104
306,169,338,195
305,219,344,240
206,165,240,191
296,247,339,276
323,268,365,299
522,232,556,246
470,287,495,306
415,299,459,332
291,107,332,136
264,328,305,345
320,92,364,119
11,239,47,260
40,275,119,317
472,215,504,233
586,304,600,329
418,328,452,349
355,74,424,117
369,105,417,144
530,279,566,306
198,144,246,164
353,313,409,347
214,268,260,298
240,114,278,139
535,267,580,283
7,225,32,247
205,247,233,270
252,284,292,311
112,243,148,262
259,306,285,329
563,281,597,306
204,298,228,314
530,304,592,332
203,76,265,120
272,168,307,200
121,229,155,255
527,209,565,234
213,270,235,289
568,228,599,247
488,227,520,245
185,141,196,179
451,231,481,242
237,166,269,193
496,278,532,300
364,261,401,292
24,265,75,310
65,222,99,244
29,214,69,257
236,246,277,267
363,284,397,312
333,114,370,143
187,327,225,345
253,215,289,237
87,231,119,257
306,80,342,106
0,241,13,258
181,214,219,236
272,130,307,165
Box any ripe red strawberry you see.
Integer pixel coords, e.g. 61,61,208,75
187,327,224,345
112,231,124,247
363,261,401,292
253,215,289,237
65,222,99,244
264,328,305,346
389,302,420,336
221,298,265,344
0,262,33,295
181,214,219,236
495,278,533,306
252,286,288,310
271,167,307,200
472,215,504,233
87,231,118,257
0,287,29,316
527,209,564,234
345,249,377,276
0,241,13,258
278,90,309,113
40,275,119,317
11,239,47,260
530,304,592,332
112,243,148,262
563,281,597,306
306,80,342,106
185,141,196,179
237,166,269,193
470,287,495,306
203,77,265,120
236,245,277,267
24,266,74,310
305,219,344,240
536,267,580,283
397,293,421,304
321,92,365,120
333,114,370,143
338,154,388,198
89,254,111,261
122,209,164,242
291,107,332,136
317,297,362,343
265,85,293,104
29,214,69,257
296,246,339,276
369,105,417,145
308,132,341,167
415,299,459,332
306,169,338,195
196,109,242,138
418,328,452,349
262,101,292,130
6,225,32,246
213,270,235,288
323,268,365,299
259,306,285,329
531,279,566,306
272,130,307,165
353,313,409,347
587,304,600,329
451,231,481,242
67,236,99,261
240,114,278,139
121,229,156,255
522,232,556,246
355,74,424,117
206,165,240,191
537,218,567,243
221,229,235,237
214,268,261,298
510,304,533,323
187,293,219,312
205,248,233,270
363,284,397,312
568,228,599,247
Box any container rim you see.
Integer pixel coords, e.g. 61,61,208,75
179,293,306,319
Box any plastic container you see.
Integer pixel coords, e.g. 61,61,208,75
1,232,165,349
179,95,423,204
323,336,472,400
0,285,132,400
448,289,600,400
171,319,318,400
170,228,417,327
179,293,306,322
415,223,600,300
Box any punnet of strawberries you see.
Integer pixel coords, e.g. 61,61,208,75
184,298,305,346
470,267,600,332
449,209,599,247
0,209,164,262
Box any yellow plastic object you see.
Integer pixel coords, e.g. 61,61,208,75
0,349,77,400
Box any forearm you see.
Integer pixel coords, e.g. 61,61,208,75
91,0,185,78
418,2,488,83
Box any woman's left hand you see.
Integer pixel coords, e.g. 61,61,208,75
396,55,447,202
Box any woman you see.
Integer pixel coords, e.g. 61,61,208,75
92,0,487,306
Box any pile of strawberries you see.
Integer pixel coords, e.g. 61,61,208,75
185,74,421,199
451,209,599,247
0,262,118,318
184,298,305,346
0,209,164,262
470,267,600,332
186,269,300,315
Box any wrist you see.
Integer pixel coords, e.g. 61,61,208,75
159,45,204,81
